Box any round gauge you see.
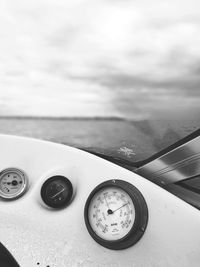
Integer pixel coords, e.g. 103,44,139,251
41,176,73,209
84,180,148,250
0,168,28,200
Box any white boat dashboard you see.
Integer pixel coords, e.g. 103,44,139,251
0,134,200,267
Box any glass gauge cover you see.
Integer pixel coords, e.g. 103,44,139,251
84,180,148,250
41,176,73,209
0,168,28,200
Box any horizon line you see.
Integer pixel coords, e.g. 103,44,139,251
0,115,133,121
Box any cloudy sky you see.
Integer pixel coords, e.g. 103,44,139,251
0,0,200,119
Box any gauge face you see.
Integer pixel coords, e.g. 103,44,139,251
88,187,135,241
0,168,28,199
41,176,73,209
84,180,148,250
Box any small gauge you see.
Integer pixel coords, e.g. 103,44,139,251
0,168,28,200
41,176,73,209
84,180,148,250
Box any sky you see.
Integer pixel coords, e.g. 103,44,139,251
0,0,200,119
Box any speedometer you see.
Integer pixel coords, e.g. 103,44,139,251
84,180,148,250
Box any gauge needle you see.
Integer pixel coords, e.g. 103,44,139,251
112,203,128,213
51,188,66,199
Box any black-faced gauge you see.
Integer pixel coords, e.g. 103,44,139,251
0,168,28,200
41,176,73,209
84,180,148,250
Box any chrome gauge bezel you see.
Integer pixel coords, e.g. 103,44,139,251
84,179,148,250
0,168,28,200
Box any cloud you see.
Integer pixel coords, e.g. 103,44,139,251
0,0,200,118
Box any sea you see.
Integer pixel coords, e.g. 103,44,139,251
0,117,199,162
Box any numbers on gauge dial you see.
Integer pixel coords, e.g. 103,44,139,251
88,187,135,241
0,171,23,195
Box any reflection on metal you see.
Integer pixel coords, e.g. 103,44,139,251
137,136,200,186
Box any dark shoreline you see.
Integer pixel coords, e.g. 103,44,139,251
0,116,127,121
